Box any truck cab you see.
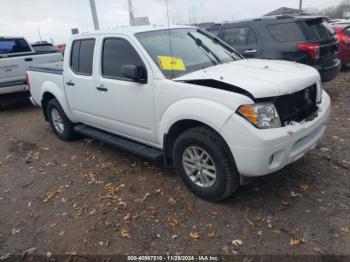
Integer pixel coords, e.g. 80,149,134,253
27,26,331,201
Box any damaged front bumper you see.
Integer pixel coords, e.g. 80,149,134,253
220,91,331,177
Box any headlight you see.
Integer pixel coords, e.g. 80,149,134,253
237,103,281,129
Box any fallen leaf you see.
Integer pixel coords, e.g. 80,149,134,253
48,223,57,229
340,226,349,233
70,155,77,161
232,239,243,247
168,197,176,205
290,238,302,246
120,229,131,238
171,234,178,239
299,184,309,193
207,231,216,239
189,231,200,239
209,210,219,216
22,247,37,256
187,206,193,215
124,213,131,221
313,247,325,255
168,218,178,228
44,186,64,202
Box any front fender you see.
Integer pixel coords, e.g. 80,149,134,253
158,98,234,146
40,81,77,122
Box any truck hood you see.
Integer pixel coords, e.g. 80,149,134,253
175,59,320,99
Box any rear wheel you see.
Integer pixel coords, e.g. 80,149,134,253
173,126,240,202
47,99,76,141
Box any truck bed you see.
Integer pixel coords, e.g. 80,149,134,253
28,62,63,75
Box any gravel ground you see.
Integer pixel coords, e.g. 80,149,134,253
0,71,349,258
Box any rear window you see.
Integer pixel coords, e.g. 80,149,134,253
267,23,305,42
70,39,95,75
306,19,335,41
0,38,32,55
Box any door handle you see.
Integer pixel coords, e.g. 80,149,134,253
96,85,108,92
25,57,33,62
245,49,257,54
66,81,75,86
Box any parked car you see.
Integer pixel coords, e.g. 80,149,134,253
206,15,341,82
31,41,58,54
0,36,62,107
27,26,330,201
331,23,350,66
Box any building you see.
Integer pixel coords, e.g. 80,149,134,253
264,7,303,16
344,9,350,19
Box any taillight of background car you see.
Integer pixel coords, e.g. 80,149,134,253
338,29,350,44
24,72,30,91
297,43,321,61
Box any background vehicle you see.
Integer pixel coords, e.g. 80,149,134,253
331,23,350,66
27,26,330,202
206,15,341,82
31,41,58,54
0,37,62,107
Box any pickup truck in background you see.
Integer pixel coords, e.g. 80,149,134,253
0,37,62,107
27,26,331,201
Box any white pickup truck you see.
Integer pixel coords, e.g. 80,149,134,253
27,26,331,201
0,36,62,107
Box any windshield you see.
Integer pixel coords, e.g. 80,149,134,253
136,28,241,78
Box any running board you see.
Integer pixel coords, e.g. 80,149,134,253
74,124,163,161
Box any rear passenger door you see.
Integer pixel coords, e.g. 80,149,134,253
65,38,99,124
222,26,260,58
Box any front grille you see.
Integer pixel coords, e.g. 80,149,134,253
274,84,318,125
257,84,318,125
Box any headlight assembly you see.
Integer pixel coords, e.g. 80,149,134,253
237,103,281,129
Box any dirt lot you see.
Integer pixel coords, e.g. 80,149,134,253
0,71,349,258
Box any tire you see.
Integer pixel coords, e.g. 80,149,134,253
173,126,240,202
46,99,76,141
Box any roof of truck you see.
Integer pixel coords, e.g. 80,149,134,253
75,25,195,37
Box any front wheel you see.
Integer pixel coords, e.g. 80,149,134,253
47,99,76,141
173,126,240,202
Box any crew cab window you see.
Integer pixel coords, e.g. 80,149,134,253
0,38,32,55
223,27,257,46
70,39,95,75
267,23,305,42
102,38,144,80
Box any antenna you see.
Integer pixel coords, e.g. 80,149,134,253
165,0,174,76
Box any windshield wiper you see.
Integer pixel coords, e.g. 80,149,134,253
188,32,222,64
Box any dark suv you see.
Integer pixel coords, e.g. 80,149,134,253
206,16,341,82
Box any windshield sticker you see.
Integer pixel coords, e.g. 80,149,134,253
157,56,186,71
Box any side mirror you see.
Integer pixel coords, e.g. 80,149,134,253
121,65,147,83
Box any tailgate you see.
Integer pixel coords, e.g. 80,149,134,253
303,18,339,65
0,53,62,84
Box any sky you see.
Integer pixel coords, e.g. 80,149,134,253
0,0,342,44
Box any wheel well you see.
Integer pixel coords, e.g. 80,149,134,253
41,92,56,121
163,120,213,167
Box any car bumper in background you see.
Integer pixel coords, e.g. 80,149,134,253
29,96,39,106
316,59,341,82
0,83,27,95
221,91,331,177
